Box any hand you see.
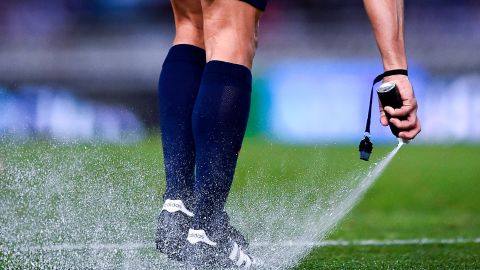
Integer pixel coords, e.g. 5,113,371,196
379,75,421,140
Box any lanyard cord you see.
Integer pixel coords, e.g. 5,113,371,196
364,69,408,134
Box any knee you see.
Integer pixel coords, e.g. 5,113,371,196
171,0,204,48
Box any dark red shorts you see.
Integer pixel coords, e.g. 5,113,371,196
240,0,267,11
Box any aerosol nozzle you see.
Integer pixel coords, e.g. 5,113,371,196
398,137,410,145
359,134,373,161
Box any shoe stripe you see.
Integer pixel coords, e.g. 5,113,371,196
186,229,217,246
236,249,250,267
235,252,244,267
244,255,252,268
162,199,194,217
229,242,251,268
229,242,239,261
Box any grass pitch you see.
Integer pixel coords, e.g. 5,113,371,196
1,138,479,269
294,143,480,269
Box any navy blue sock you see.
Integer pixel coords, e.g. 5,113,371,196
159,44,206,209
192,60,252,233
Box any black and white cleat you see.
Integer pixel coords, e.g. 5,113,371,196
155,199,194,261
184,229,254,269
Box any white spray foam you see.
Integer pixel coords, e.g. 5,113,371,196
1,140,404,269
241,139,404,269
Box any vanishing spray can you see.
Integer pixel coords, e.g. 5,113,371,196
376,81,403,137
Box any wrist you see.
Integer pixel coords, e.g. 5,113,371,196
381,53,408,71
378,69,408,82
383,64,408,72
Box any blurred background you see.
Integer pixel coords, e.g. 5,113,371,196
1,0,480,144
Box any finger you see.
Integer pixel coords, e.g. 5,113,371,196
384,104,415,118
378,100,388,126
380,111,389,126
389,114,416,130
398,122,421,140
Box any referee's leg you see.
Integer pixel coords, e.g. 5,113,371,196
202,0,261,69
185,1,263,267
171,0,204,48
155,0,206,260
192,0,262,239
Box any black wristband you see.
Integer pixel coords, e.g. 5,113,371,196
373,69,408,85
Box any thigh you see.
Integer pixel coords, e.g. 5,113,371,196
171,0,204,48
201,0,262,69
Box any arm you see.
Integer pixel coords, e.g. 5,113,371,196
363,0,421,140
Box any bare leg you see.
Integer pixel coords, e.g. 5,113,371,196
201,0,262,69
171,0,204,48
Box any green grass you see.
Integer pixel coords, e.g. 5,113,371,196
293,143,480,269
1,138,479,269
328,144,480,240
297,243,480,269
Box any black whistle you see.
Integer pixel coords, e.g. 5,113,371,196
376,82,403,137
359,136,373,161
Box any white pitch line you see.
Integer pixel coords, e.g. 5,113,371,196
270,238,480,247
2,238,479,253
